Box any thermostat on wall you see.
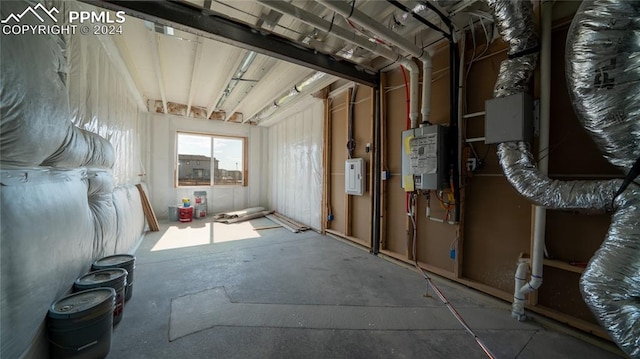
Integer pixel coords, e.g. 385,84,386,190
345,158,365,196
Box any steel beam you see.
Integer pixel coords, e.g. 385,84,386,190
84,0,379,87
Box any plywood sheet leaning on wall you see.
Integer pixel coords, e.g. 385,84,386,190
136,184,159,231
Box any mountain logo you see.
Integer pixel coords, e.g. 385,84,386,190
1,3,59,24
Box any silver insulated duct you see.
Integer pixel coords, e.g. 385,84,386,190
486,0,639,357
567,1,640,357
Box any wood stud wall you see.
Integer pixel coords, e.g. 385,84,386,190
322,18,615,340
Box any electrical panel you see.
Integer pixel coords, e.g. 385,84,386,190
345,158,365,196
485,92,533,144
401,125,449,191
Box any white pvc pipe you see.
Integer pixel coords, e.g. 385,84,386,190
421,59,433,125
512,260,529,320
512,0,552,319
407,61,420,128
315,0,432,128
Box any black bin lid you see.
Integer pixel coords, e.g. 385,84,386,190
75,268,127,287
49,288,115,319
93,254,135,267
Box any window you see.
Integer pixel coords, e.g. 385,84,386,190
177,133,246,187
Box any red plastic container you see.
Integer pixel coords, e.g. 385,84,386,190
179,207,193,222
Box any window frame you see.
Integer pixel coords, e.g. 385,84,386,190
175,131,248,188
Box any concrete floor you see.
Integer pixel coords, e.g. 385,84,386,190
108,218,623,359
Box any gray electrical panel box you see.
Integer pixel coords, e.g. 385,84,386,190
485,92,533,144
401,125,449,191
345,158,365,195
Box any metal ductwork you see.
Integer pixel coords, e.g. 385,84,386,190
567,1,640,357
486,0,639,356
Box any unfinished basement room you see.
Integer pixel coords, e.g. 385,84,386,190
1,0,638,358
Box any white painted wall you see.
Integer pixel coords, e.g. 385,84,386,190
149,114,266,218
267,97,323,230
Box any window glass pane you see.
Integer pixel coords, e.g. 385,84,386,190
214,138,244,185
177,133,212,186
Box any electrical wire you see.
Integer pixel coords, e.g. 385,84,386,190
409,210,495,357
397,35,493,354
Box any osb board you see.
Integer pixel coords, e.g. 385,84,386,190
415,195,456,273
330,95,347,171
328,95,347,233
385,69,406,174
383,68,411,256
464,40,508,114
547,26,618,176
385,176,408,255
329,174,345,233
350,86,373,246
537,267,598,324
428,47,451,126
327,86,373,245
463,41,507,176
462,176,532,293
381,49,456,261
545,211,610,263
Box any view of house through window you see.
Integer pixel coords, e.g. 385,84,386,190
177,133,245,187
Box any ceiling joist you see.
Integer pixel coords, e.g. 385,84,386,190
147,30,168,114
185,39,204,116
83,0,379,87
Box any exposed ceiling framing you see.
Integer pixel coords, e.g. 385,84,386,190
80,0,491,125
85,0,379,87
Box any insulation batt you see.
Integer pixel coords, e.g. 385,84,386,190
485,0,640,356
0,1,147,357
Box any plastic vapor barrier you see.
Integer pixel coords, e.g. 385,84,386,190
88,169,118,258
113,185,146,254
51,0,147,185
267,99,323,230
0,1,73,167
0,167,95,359
0,0,148,357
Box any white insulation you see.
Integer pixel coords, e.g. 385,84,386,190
267,98,323,230
0,1,148,357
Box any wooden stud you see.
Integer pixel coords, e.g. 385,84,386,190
528,204,539,305
344,88,353,237
369,86,375,244
326,93,333,231
326,229,369,248
322,96,330,233
380,73,387,251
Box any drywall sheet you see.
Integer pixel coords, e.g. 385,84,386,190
267,98,323,230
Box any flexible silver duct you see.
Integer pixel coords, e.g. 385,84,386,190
567,1,640,357
498,142,622,212
566,0,640,172
487,0,640,356
582,187,640,358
